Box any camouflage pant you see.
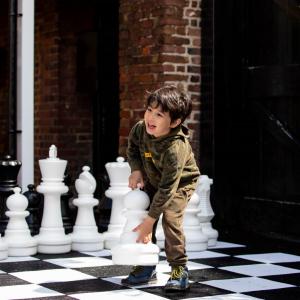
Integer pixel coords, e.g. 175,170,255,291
145,183,195,266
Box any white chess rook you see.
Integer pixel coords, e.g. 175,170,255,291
35,145,72,254
112,186,160,265
103,157,131,249
198,175,218,247
71,166,104,251
4,187,37,256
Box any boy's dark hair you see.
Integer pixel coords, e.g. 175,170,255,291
146,84,192,123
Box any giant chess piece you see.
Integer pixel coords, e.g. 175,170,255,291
183,182,208,251
71,166,104,251
103,157,131,249
23,184,43,235
112,186,160,265
4,187,37,256
155,216,164,249
35,145,71,254
0,155,21,234
61,173,74,233
197,175,218,247
0,234,8,260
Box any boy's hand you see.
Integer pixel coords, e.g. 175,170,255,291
128,170,144,189
133,216,156,244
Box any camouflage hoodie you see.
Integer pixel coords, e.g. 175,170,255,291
127,120,200,219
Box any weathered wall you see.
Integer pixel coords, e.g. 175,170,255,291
119,0,201,161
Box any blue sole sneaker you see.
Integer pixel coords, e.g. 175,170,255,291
121,265,157,286
164,265,190,292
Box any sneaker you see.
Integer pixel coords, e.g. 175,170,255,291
121,265,157,286
164,265,190,292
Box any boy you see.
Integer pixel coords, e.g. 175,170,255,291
122,85,200,291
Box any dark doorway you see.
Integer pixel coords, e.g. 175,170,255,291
59,0,119,193
69,0,119,229
93,1,119,231
93,1,120,193
202,0,300,243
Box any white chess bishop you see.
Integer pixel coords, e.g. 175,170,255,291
103,157,131,249
112,185,160,265
4,187,37,256
35,145,72,254
70,166,104,251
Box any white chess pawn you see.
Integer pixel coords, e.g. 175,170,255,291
4,187,37,256
103,157,131,249
112,185,160,265
197,175,218,247
183,183,208,251
35,145,71,254
71,166,104,251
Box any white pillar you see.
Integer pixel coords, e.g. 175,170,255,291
17,0,35,191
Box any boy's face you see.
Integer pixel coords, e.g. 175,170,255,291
144,104,181,138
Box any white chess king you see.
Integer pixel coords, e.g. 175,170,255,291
112,185,160,265
35,145,72,254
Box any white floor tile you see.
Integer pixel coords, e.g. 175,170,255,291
236,252,300,263
71,289,169,299
203,277,295,293
102,271,170,288
220,263,300,276
209,241,246,249
157,260,212,273
157,250,228,259
80,249,112,257
186,293,263,299
0,256,39,263
186,250,229,259
0,284,62,299
11,268,95,284
44,256,113,268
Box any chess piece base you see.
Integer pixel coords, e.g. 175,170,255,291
185,225,208,251
4,229,37,256
35,227,71,254
112,243,160,266
103,226,123,249
72,241,103,252
201,222,219,247
71,226,104,251
7,245,37,257
0,240,8,260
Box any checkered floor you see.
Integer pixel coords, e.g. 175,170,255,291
1,240,300,299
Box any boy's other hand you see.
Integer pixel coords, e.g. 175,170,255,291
133,216,156,244
129,170,144,189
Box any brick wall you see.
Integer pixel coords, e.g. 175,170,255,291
119,0,201,162
1,0,202,184
0,0,9,156
34,0,96,184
